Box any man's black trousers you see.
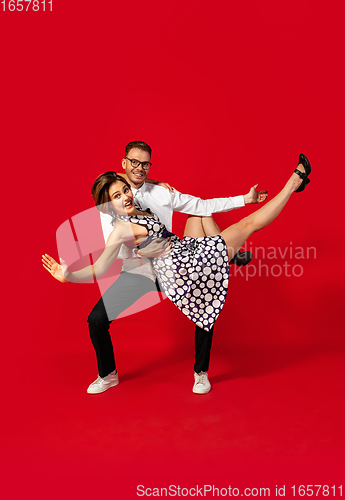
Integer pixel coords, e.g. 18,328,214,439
87,272,214,377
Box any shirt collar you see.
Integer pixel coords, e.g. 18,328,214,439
131,182,147,196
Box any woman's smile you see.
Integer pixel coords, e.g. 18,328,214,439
123,198,134,211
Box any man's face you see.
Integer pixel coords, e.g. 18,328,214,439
122,147,151,188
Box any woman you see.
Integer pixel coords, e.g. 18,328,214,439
43,154,311,331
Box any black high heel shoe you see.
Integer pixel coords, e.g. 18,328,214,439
294,153,311,192
230,251,253,267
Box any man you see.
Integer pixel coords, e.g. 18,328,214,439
87,141,267,395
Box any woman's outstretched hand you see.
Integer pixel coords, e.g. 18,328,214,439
42,254,69,283
244,184,268,204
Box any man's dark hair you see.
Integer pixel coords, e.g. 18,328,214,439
125,141,152,157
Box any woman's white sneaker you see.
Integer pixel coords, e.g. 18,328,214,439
193,371,211,394
87,370,119,394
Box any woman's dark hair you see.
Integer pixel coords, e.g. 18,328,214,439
91,171,131,215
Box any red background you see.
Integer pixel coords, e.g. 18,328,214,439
1,1,345,498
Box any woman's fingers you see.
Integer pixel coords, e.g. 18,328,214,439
42,258,53,269
42,254,60,266
42,254,53,265
42,257,51,268
164,183,175,192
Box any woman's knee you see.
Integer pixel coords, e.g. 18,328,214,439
184,215,205,238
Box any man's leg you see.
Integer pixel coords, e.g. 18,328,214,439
87,272,159,391
193,325,213,394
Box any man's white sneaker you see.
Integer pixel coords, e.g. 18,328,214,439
87,370,119,394
192,371,211,394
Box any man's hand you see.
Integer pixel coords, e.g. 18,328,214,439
243,184,268,204
137,238,172,259
157,182,175,192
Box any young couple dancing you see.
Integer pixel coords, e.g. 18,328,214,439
43,141,311,395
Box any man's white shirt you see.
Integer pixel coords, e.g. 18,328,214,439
100,183,245,281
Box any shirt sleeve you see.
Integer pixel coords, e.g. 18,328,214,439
169,190,245,216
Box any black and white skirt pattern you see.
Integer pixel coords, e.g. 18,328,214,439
114,210,230,332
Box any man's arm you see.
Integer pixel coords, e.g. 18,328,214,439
137,185,267,259
167,184,267,216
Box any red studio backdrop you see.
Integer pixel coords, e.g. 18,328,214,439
1,1,345,499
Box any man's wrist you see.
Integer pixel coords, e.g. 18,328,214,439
243,193,250,205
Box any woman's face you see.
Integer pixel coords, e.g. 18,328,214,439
108,181,134,215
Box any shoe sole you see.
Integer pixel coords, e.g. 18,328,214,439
192,386,212,395
87,380,119,395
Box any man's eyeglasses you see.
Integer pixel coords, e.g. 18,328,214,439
125,157,152,170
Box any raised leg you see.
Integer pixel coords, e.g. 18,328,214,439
220,167,305,260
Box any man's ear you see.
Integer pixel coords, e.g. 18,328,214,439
122,158,126,171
